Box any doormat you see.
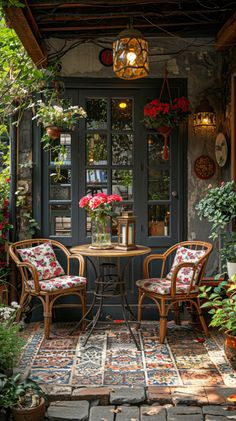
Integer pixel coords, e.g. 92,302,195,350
18,321,236,387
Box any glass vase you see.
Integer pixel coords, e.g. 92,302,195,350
90,216,113,249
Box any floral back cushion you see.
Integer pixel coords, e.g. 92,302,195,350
166,246,206,284
18,243,65,280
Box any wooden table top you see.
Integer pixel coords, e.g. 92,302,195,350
70,244,151,258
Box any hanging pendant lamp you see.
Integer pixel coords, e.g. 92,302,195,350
194,98,216,130
113,26,149,80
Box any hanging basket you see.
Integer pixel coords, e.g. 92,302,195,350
45,126,61,139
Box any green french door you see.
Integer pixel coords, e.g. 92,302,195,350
38,78,187,316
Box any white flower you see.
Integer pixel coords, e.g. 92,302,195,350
11,301,20,309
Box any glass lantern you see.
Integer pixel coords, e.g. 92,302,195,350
116,211,136,250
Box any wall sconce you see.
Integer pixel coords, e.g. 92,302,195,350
193,98,216,133
113,26,149,80
116,211,136,250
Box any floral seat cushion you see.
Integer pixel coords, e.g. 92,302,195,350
166,246,206,284
27,275,87,292
136,278,199,295
17,242,65,281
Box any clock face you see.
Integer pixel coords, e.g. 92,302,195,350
99,48,113,67
215,132,228,167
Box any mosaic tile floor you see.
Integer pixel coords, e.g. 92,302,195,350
18,321,236,387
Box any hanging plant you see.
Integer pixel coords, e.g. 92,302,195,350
31,98,87,180
143,69,190,160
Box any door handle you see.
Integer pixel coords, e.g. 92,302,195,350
171,191,178,198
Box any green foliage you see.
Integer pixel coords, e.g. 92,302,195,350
0,373,44,409
196,181,236,241
0,139,11,281
0,302,25,372
199,274,236,336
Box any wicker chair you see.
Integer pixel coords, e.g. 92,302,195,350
9,238,87,338
136,240,213,343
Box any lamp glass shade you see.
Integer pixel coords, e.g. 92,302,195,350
193,98,216,128
113,28,149,80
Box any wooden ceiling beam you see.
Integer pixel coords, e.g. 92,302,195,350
29,0,181,7
215,11,236,50
40,21,218,32
4,6,48,67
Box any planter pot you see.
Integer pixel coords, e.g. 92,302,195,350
12,398,45,421
45,126,61,139
224,331,236,369
227,261,236,279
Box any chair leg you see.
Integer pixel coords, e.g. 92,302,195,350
15,291,28,322
81,289,87,331
137,290,145,322
44,295,51,339
196,297,209,336
159,298,167,343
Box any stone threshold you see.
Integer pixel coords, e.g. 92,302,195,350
43,385,236,406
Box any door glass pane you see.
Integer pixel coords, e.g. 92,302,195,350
50,205,71,236
148,133,169,164
86,133,107,165
148,169,170,200
86,169,108,195
148,205,170,237
50,169,71,200
111,98,133,130
50,133,71,165
86,98,107,130
112,134,133,165
112,170,133,200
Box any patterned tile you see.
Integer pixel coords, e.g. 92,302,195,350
104,369,145,385
17,321,236,388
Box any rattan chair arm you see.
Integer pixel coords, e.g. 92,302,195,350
17,262,40,292
143,253,166,278
67,254,85,276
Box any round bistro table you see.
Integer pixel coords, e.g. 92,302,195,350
70,244,151,349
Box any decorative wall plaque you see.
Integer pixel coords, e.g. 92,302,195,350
215,132,228,167
194,155,216,180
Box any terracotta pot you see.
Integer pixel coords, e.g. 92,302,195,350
224,331,236,369
12,398,45,421
45,126,61,139
156,125,173,136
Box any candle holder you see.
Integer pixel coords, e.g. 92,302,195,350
116,211,136,250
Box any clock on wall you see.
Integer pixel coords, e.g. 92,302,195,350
215,132,228,167
99,48,113,67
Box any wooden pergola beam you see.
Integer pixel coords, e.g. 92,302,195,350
215,11,236,50
4,6,48,68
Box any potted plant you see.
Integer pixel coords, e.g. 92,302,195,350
0,372,45,421
0,302,25,374
31,98,86,180
143,96,190,160
196,181,236,274
199,274,236,368
32,99,87,138
220,234,236,278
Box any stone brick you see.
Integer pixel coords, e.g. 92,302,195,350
147,386,172,404
89,406,115,421
110,387,146,404
115,406,139,421
171,386,207,406
205,417,230,421
204,387,236,405
141,405,167,421
167,406,203,421
43,385,72,402
202,405,236,416
47,400,89,421
72,387,111,405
